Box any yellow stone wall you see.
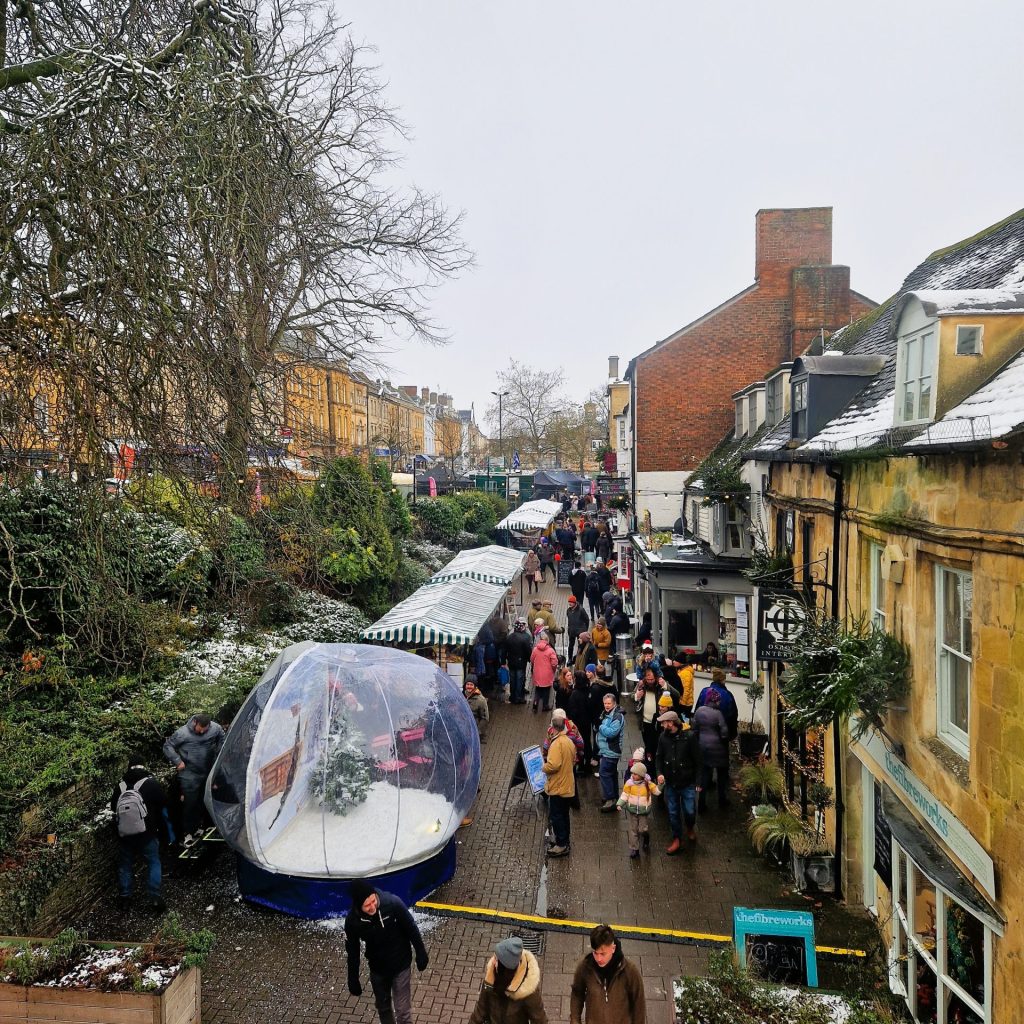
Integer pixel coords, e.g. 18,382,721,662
935,313,1024,418
771,451,1024,1013
608,379,629,448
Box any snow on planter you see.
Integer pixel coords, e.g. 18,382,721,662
206,642,480,916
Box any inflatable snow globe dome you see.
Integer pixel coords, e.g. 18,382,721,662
207,642,480,915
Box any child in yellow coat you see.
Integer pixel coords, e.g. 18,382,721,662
616,760,661,858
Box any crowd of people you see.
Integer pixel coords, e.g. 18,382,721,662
460,500,743,868
344,879,647,1024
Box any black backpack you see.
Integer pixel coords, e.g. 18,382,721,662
585,572,602,600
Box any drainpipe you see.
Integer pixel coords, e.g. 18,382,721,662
825,461,845,900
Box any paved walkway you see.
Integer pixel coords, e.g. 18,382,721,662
70,572,879,1024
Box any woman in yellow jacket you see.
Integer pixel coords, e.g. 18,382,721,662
591,617,613,667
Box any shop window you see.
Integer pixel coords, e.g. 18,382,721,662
891,850,991,1023
870,543,886,629
936,567,972,758
667,609,698,651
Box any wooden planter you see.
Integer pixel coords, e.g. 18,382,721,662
0,964,200,1024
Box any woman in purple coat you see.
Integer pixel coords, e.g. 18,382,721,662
693,688,731,811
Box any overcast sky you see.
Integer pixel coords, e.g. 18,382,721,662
339,1,1024,416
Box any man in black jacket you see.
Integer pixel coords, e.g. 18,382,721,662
346,880,428,1024
655,711,702,856
110,756,170,911
505,617,534,704
566,596,590,664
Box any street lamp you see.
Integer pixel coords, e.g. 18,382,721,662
491,389,508,497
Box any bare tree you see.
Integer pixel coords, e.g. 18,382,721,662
485,360,565,469
1,0,468,506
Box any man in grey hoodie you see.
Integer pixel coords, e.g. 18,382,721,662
163,713,224,841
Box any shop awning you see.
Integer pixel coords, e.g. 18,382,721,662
360,575,507,647
882,789,1005,933
496,499,563,532
428,545,525,586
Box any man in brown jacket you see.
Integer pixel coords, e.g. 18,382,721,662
542,709,576,858
570,924,646,1024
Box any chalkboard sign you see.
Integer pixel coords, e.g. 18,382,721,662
873,779,893,885
502,744,547,813
734,907,817,987
745,934,807,985
556,559,573,586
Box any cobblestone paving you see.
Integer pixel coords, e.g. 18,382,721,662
70,572,880,1023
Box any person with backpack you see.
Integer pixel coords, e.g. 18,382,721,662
584,567,604,621
110,756,170,911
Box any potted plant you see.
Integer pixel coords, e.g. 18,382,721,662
738,757,784,806
790,782,836,893
738,679,767,758
748,807,805,868
0,917,213,1024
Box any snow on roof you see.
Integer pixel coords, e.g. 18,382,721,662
902,289,1024,318
799,388,897,451
904,350,1024,447
756,210,1024,456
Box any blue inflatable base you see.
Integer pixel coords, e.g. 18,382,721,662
235,839,457,918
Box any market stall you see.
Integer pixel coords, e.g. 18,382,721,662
496,498,564,547
427,544,525,586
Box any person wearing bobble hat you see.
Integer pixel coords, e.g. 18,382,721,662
345,880,428,1024
467,935,549,1024
617,759,661,859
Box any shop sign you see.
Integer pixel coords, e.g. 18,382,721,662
853,727,995,898
734,907,817,987
756,588,809,661
597,475,628,495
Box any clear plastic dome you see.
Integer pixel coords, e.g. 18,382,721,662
207,642,480,878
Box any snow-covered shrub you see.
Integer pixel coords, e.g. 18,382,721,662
402,539,452,574
279,590,371,644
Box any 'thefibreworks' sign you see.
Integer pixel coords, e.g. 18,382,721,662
853,726,995,898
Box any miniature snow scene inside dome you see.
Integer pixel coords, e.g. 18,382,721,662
206,642,480,916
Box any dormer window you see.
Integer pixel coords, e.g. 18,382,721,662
747,393,758,432
735,402,745,438
955,324,983,356
895,324,937,424
765,375,784,425
792,378,807,437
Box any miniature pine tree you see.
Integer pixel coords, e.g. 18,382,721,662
310,703,372,815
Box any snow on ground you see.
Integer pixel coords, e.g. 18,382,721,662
258,782,457,877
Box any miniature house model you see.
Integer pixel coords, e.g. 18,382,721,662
207,642,480,916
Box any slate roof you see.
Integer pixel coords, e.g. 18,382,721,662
753,208,1024,456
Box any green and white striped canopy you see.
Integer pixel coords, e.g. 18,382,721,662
496,499,563,533
360,575,508,646
427,545,525,586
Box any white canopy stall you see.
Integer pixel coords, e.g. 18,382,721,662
496,499,563,548
427,544,525,586
360,575,509,648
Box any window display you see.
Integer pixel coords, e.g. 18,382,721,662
890,849,990,1023
207,642,480,914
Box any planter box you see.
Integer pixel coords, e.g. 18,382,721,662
791,851,836,894
738,732,768,759
0,965,200,1024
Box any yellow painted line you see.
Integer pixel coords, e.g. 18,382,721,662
816,945,867,958
415,899,869,957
